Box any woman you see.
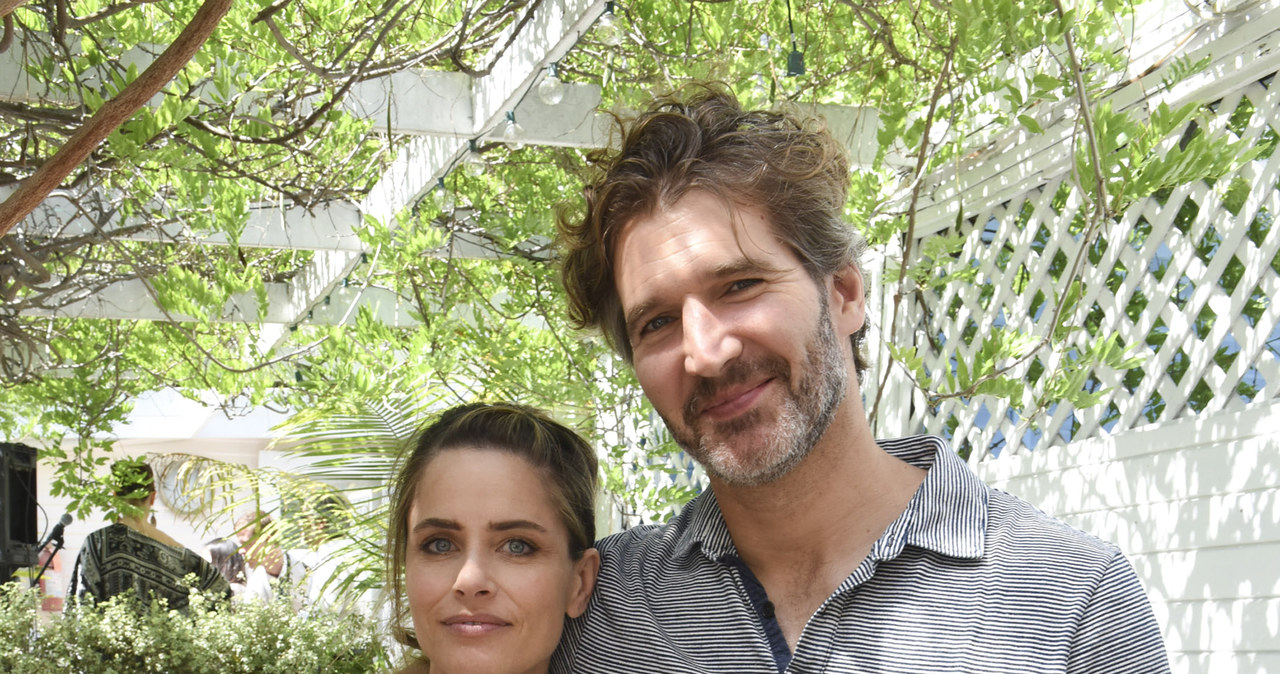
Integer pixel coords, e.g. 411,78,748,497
70,459,231,611
387,402,600,674
205,536,247,595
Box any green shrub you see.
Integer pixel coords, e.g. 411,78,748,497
0,582,390,673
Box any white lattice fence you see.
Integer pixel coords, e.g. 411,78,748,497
902,71,1280,464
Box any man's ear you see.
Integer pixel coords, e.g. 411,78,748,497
828,262,866,336
566,548,601,619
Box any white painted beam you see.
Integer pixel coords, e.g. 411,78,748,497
345,70,881,164
361,135,464,225
489,80,611,148
291,0,607,346
7,185,367,252
361,0,606,221
0,33,77,106
471,0,607,134
236,201,364,251
0,36,175,108
17,278,418,326
794,103,881,169
348,71,612,148
342,69,474,137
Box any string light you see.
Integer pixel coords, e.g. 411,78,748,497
503,111,525,150
431,176,455,212
463,139,486,178
537,62,565,106
785,0,805,76
595,2,624,47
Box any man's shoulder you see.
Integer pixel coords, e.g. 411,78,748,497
588,495,724,587
890,433,1123,567
593,519,690,571
981,486,1122,569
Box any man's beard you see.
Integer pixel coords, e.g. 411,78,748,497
663,299,848,487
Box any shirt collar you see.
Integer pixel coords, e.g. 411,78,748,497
673,435,988,563
874,435,988,560
674,488,737,561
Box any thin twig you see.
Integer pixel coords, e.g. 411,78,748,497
868,34,956,425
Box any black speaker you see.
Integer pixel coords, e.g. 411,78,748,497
0,442,38,574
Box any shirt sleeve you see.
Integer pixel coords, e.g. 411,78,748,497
190,553,232,600
1067,551,1171,673
72,532,104,604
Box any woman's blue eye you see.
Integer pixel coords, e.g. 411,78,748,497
504,539,534,555
425,538,454,554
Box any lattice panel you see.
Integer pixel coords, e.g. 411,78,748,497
907,74,1280,462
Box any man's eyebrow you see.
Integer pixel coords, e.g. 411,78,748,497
710,257,779,280
412,517,460,533
624,257,782,334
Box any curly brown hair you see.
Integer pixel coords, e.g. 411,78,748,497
558,83,870,376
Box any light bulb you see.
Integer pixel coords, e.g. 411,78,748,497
431,177,455,213
503,112,525,150
463,152,486,178
537,69,565,106
595,6,624,47
463,140,486,178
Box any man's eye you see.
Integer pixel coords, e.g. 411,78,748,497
423,538,454,554
728,278,762,292
641,315,674,335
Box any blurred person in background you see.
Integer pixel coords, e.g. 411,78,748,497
205,536,247,596
70,459,230,611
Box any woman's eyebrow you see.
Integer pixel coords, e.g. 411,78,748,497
490,520,548,533
412,517,460,533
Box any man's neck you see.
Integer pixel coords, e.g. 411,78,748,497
710,409,927,651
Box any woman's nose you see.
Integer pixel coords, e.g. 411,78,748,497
452,552,495,597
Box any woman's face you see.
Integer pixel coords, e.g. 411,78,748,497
405,447,598,674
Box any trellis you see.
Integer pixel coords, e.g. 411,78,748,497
606,0,1280,526
895,36,1280,465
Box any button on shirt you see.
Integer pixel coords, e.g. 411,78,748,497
552,435,1170,673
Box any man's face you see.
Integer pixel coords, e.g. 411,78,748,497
614,191,860,487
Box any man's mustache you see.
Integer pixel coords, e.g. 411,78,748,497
682,354,791,426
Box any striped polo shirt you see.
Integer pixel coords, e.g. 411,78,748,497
552,435,1170,673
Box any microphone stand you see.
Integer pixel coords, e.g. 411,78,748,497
29,533,66,589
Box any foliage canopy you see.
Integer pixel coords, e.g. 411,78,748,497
0,0,1259,596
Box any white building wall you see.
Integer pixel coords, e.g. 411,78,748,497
23,389,288,608
974,399,1280,674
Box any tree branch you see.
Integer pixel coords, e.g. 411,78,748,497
0,0,233,237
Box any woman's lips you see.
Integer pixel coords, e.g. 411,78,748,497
442,614,511,636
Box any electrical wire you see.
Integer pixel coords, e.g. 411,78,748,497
786,0,797,53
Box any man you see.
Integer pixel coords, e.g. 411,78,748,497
551,86,1169,672
235,509,307,604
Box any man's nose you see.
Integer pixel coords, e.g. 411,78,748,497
682,299,742,377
